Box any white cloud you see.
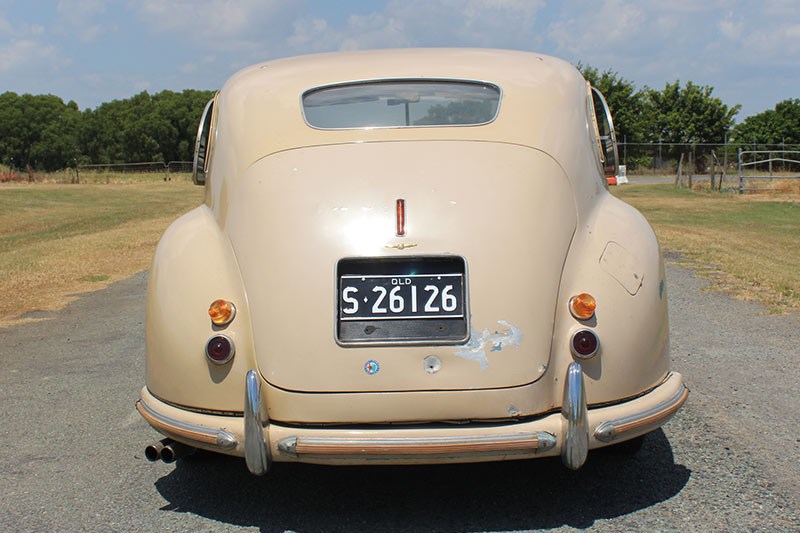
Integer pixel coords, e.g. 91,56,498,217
718,10,743,39
179,54,217,74
654,0,733,12
0,16,12,36
763,0,800,17
134,0,292,39
56,0,108,42
547,1,647,59
0,39,64,73
743,22,800,58
286,0,547,53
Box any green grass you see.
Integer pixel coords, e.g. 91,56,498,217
0,184,200,253
0,181,204,325
614,184,800,312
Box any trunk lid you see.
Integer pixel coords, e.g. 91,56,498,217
227,141,576,393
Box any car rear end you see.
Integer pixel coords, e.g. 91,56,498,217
137,49,686,474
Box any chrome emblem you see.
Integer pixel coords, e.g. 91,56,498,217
385,243,418,250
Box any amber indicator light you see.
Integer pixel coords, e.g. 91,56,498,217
208,299,236,326
396,199,406,237
569,293,596,320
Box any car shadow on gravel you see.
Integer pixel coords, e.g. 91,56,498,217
154,429,690,532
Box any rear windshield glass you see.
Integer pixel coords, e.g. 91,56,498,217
302,80,501,129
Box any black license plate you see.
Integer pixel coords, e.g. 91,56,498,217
339,273,464,321
337,257,468,344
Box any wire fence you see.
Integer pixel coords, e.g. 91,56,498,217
71,161,193,183
619,142,800,193
619,142,800,174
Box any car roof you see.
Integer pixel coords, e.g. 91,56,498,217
214,48,591,169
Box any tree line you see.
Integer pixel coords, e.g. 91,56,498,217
0,89,214,172
580,64,800,169
0,69,797,172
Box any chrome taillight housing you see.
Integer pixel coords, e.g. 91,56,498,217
571,329,599,359
206,334,235,364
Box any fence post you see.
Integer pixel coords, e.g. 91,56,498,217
710,150,716,191
738,148,744,195
723,137,728,191
674,153,684,188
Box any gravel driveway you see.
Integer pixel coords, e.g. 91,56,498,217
0,263,798,531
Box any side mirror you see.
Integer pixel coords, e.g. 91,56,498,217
192,98,214,186
590,87,619,178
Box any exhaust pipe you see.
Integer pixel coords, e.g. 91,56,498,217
145,438,172,462
144,438,196,463
160,440,194,463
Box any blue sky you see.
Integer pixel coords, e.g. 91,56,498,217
1,0,798,120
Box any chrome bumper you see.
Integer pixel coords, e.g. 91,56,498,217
137,365,688,475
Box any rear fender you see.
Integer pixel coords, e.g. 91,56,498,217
146,205,255,412
550,193,670,405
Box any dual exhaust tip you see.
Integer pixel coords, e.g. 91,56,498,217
144,438,194,463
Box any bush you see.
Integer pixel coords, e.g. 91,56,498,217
0,164,21,183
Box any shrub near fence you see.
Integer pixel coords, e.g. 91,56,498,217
73,161,194,184
0,165,19,183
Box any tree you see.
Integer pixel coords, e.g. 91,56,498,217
0,92,82,171
79,89,215,165
733,98,800,146
643,81,739,145
642,81,739,171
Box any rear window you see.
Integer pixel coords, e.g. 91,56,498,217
302,80,501,129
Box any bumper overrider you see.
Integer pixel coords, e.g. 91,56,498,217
136,363,688,475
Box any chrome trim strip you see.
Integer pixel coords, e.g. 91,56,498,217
136,399,237,450
277,432,556,458
594,382,689,443
561,362,588,470
244,369,271,475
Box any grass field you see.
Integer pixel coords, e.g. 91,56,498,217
0,181,204,326
0,179,797,327
614,184,800,313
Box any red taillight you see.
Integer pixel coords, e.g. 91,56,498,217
206,334,235,364
571,329,599,359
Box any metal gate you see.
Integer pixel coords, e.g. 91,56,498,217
738,149,800,194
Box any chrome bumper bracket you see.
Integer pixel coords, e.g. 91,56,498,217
244,369,271,475
561,361,588,470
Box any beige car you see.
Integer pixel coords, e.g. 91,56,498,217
137,49,687,475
